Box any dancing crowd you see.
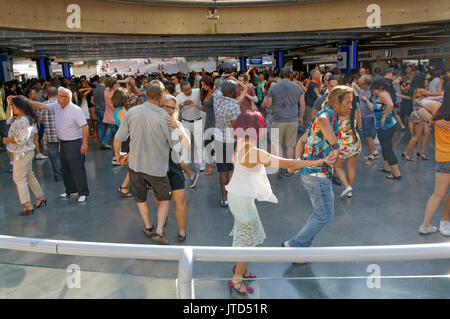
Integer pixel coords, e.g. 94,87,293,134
1,60,450,295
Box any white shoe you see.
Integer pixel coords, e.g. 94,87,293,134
35,153,48,160
340,186,352,198
60,192,78,198
419,225,438,234
346,192,353,198
189,174,199,188
78,195,88,203
439,221,450,236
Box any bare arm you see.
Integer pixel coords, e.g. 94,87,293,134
166,116,191,149
298,94,306,125
294,131,307,159
80,124,89,154
236,82,248,105
379,92,394,125
262,97,272,108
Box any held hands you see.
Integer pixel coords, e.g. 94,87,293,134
118,154,129,165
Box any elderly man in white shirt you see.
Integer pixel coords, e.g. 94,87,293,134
29,87,90,203
176,81,207,173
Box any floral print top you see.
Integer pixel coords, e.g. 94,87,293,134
300,105,339,178
373,102,396,130
6,116,37,160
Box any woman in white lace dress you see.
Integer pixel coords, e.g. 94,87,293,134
225,111,325,295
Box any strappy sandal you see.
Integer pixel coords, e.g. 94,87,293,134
386,174,402,180
118,186,133,197
378,167,392,174
228,280,254,294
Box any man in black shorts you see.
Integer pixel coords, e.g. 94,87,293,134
114,80,182,245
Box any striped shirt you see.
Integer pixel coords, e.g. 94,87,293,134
42,98,59,143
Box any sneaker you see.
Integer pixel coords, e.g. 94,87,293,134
199,164,206,172
419,225,438,235
9,163,13,173
60,192,78,198
101,144,112,149
189,174,199,188
78,195,88,203
346,192,353,198
220,200,228,207
439,221,450,236
373,151,380,159
340,186,352,198
152,232,169,245
281,241,290,247
35,153,48,160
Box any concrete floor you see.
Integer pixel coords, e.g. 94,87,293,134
0,129,449,299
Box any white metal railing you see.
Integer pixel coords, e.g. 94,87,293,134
0,235,450,298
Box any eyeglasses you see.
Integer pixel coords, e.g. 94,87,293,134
163,105,177,110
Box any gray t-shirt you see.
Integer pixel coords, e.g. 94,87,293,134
115,102,179,177
313,92,328,111
358,88,374,118
92,85,106,111
267,80,304,123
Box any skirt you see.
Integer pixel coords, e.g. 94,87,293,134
227,192,266,247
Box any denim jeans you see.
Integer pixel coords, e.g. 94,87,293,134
95,110,105,146
47,142,62,180
288,174,334,247
103,124,118,146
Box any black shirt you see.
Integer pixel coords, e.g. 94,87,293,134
305,81,319,107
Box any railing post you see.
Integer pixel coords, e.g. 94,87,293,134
177,247,194,299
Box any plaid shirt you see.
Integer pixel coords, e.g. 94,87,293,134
213,90,241,143
42,98,59,143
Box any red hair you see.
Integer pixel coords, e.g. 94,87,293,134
232,111,266,141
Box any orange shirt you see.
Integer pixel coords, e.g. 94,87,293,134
435,125,450,162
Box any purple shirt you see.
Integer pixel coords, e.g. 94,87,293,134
46,102,87,141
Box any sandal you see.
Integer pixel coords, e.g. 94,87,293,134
228,280,254,295
378,167,392,174
232,266,257,279
386,174,402,180
118,186,133,197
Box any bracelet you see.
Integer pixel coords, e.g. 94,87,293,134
331,143,340,150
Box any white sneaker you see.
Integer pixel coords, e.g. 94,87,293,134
346,192,353,198
60,192,78,198
439,221,450,236
78,195,88,203
340,186,352,198
189,174,199,188
35,153,48,160
419,225,438,234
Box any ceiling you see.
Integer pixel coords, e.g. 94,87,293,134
0,22,449,61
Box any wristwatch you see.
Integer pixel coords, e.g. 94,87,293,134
331,143,340,150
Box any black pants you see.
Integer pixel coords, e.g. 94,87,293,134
377,124,398,166
60,139,89,196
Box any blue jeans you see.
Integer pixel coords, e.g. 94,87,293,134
288,174,334,247
46,142,62,179
103,124,118,146
95,110,105,146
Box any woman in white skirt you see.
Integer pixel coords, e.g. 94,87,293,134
226,111,325,295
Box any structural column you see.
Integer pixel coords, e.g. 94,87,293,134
36,57,52,80
274,51,285,71
60,62,72,78
337,41,358,74
0,50,14,81
239,56,248,72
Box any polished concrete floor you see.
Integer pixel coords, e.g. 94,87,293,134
0,129,449,299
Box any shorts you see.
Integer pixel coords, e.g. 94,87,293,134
361,116,376,139
271,121,298,148
215,140,236,173
128,168,172,202
168,160,185,191
436,161,450,174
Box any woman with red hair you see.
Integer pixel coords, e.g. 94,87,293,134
225,110,325,295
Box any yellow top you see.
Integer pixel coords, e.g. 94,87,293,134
435,124,450,162
0,91,5,121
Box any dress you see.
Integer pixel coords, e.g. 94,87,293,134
226,143,277,247
338,120,361,159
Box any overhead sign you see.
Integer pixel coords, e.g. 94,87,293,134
249,57,263,65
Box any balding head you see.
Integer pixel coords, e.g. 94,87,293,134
47,86,58,98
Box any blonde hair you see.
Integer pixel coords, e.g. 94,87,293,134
321,85,353,109
160,94,179,119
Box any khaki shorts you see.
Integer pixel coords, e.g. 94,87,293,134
270,121,298,148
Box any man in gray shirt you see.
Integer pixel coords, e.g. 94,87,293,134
263,67,305,176
91,76,107,148
358,75,379,162
114,80,182,245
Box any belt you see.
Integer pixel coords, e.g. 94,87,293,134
182,117,202,123
60,138,81,144
306,172,328,178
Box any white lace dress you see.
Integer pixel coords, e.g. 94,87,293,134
226,143,278,247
